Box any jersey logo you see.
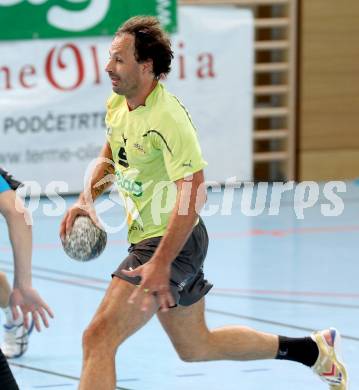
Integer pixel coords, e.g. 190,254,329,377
133,143,146,154
182,160,192,168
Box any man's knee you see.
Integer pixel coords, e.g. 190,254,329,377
177,348,208,363
83,317,108,350
82,313,121,355
175,340,210,363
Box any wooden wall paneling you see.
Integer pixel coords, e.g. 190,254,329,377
299,0,359,179
179,0,298,180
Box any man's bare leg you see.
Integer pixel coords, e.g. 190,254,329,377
0,272,15,327
157,298,278,362
0,273,11,309
79,278,159,390
158,297,348,389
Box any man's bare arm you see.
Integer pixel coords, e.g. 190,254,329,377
152,170,206,267
80,142,115,204
60,142,114,239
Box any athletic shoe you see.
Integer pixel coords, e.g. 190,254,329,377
2,318,34,358
311,328,348,389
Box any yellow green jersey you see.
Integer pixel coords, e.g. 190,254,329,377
105,82,207,244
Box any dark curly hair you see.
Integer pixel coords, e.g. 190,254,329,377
116,16,174,79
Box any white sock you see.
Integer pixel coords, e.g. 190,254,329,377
2,306,22,326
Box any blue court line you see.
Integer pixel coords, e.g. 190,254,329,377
213,287,359,299
2,260,359,304
2,263,358,312
1,263,358,343
242,369,271,373
206,309,359,342
211,292,359,309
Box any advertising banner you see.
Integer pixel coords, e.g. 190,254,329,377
0,0,177,39
0,6,253,194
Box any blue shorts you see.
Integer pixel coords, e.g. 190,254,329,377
0,175,11,194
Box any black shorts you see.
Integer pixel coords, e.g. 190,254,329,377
112,218,213,307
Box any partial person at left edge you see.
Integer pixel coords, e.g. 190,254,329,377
0,167,53,389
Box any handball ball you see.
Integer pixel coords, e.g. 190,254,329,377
62,216,107,261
